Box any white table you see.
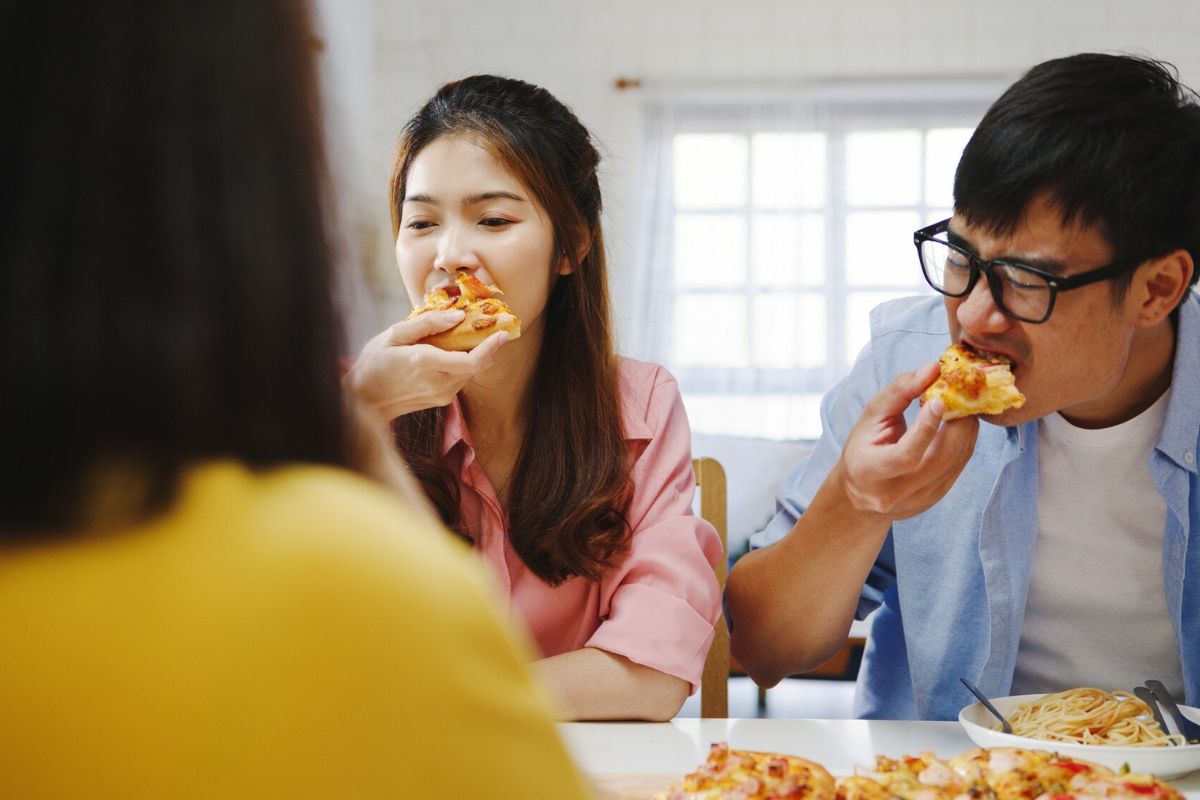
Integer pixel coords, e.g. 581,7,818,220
559,719,1200,800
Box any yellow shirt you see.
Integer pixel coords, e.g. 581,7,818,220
0,461,589,799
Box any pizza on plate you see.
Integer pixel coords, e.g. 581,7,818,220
920,342,1025,421
655,742,836,800
406,271,521,351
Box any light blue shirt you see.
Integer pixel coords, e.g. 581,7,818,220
751,293,1200,720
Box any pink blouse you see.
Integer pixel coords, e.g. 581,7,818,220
441,357,722,689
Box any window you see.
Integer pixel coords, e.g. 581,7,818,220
633,87,996,439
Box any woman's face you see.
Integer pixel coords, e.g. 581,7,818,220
395,134,565,339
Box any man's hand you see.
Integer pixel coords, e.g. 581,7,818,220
344,310,509,423
837,361,979,521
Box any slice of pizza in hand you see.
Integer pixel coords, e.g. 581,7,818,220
920,342,1025,421
406,271,521,352
655,742,836,800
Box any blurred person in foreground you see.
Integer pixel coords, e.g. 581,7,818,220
0,3,589,797
727,53,1200,720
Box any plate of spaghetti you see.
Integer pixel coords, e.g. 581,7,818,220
959,688,1200,778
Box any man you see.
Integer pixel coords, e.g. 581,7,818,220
726,53,1200,720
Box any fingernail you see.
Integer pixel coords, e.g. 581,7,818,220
929,398,945,418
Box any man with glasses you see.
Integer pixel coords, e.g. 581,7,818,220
726,53,1200,720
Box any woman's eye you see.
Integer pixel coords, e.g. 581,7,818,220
405,220,435,230
480,217,513,228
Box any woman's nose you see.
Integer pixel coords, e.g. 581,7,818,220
432,224,481,274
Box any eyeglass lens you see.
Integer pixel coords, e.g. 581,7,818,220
919,238,1052,321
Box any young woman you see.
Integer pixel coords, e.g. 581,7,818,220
0,4,588,797
347,75,723,721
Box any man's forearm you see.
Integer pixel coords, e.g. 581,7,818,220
726,463,892,686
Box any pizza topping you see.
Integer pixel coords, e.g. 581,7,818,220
408,272,505,318
659,743,835,800
457,271,494,300
471,317,498,331
921,342,1025,421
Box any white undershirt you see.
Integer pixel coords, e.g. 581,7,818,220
1011,388,1183,698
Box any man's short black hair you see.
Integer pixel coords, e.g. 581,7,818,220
955,53,1200,296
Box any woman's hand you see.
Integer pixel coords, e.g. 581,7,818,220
344,309,510,423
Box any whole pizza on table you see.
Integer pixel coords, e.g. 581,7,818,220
651,744,1183,800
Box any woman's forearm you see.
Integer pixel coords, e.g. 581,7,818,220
534,647,689,722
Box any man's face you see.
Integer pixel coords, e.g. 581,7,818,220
945,194,1143,427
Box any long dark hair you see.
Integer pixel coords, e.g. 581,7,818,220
389,75,631,586
0,1,347,536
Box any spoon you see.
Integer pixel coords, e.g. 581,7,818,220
960,677,1013,734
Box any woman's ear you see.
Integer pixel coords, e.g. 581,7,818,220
558,236,591,276
1134,248,1194,325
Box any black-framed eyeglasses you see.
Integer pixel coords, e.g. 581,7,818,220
913,218,1144,324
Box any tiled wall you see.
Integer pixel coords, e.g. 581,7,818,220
337,0,1200,349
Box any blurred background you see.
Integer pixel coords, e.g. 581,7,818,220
314,0,1200,582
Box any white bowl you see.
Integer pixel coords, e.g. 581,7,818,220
958,693,1200,779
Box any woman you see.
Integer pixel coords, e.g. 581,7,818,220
0,4,588,797
347,75,723,721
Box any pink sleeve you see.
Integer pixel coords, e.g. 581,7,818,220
584,368,722,691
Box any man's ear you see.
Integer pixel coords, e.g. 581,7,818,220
1134,248,1194,325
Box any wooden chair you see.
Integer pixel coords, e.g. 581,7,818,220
693,457,728,719
694,456,865,717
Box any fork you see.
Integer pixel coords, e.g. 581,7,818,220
1143,680,1200,744
1134,686,1172,739
960,677,1013,734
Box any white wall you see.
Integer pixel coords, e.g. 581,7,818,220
349,0,1200,351
313,0,385,349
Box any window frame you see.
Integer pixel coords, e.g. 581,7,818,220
647,87,1000,430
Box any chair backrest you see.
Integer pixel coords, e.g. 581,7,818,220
693,457,728,719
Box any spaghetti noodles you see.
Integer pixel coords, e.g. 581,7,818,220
1003,687,1185,747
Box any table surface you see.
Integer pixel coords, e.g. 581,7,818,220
559,719,1200,800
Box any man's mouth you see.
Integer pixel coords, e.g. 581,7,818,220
961,338,1021,372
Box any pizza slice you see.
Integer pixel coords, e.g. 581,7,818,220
1035,772,1184,800
840,752,982,800
406,271,521,351
948,748,1114,800
655,742,837,800
920,343,1025,421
